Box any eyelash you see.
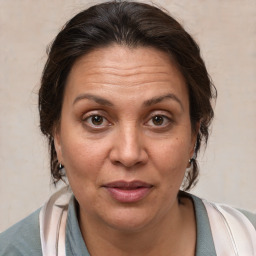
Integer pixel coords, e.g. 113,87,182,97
82,112,173,130
82,114,111,129
145,114,172,127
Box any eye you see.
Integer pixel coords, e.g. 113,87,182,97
152,116,165,126
90,115,104,125
146,114,171,127
83,114,110,128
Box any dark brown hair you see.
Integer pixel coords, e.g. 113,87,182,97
39,0,216,190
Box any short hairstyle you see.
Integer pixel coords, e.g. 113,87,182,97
39,0,216,190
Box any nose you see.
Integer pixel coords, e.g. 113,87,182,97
109,124,148,168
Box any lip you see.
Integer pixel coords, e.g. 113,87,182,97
103,180,153,203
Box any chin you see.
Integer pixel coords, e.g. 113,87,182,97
99,206,157,233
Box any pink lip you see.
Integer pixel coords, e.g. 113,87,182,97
103,180,153,203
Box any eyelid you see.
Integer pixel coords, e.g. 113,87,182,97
146,110,173,120
144,111,173,127
82,111,112,129
82,110,107,120
146,115,171,126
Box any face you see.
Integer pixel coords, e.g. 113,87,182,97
54,45,197,232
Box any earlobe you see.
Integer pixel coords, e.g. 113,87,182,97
190,121,200,158
53,131,63,164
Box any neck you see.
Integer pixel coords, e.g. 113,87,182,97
78,196,196,256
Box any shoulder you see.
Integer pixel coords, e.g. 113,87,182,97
237,208,256,229
189,192,256,229
188,193,256,255
0,209,42,256
204,199,256,229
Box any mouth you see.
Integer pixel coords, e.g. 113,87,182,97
103,180,153,203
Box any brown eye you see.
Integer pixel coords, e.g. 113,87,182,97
152,115,164,126
83,114,110,128
91,115,103,125
145,114,172,128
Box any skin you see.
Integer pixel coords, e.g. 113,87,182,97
54,45,197,256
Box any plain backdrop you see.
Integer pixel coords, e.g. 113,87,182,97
0,0,256,232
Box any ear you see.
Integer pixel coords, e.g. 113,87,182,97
189,121,200,159
53,128,63,165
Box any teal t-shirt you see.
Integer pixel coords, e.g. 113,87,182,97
0,193,255,256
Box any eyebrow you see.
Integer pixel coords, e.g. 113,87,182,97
73,93,114,106
143,93,184,110
73,93,183,110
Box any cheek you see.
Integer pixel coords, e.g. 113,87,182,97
61,138,105,208
148,135,192,193
151,136,191,170
60,135,103,181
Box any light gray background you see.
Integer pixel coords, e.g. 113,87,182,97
0,0,255,232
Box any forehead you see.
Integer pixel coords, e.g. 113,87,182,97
68,45,184,83
64,45,188,107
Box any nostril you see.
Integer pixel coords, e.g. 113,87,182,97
111,159,144,168
109,132,148,168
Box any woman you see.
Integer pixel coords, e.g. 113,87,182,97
0,1,255,255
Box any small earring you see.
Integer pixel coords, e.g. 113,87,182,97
188,158,194,167
58,163,64,170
